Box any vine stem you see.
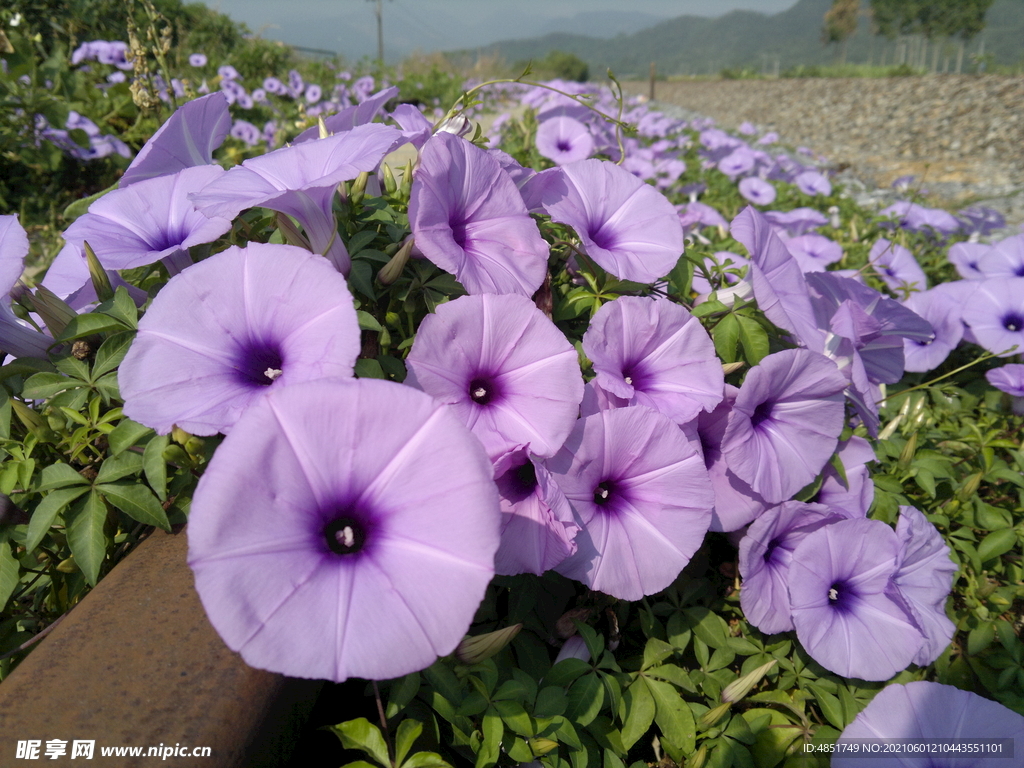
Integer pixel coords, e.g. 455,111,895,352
876,347,1015,404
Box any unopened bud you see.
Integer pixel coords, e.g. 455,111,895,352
56,555,78,574
171,426,191,445
897,431,918,471
958,471,983,502
318,114,329,139
721,659,776,703
435,113,472,137
350,171,370,206
455,623,521,664
828,205,841,229
698,702,731,730
83,241,115,302
381,163,398,196
553,635,590,665
689,743,708,768
722,361,745,376
528,738,558,757
377,236,415,285
399,158,415,199
275,212,312,251
185,436,205,457
31,286,77,339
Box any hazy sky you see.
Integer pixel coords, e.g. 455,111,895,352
199,0,799,61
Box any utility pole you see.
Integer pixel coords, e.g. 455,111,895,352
368,0,384,64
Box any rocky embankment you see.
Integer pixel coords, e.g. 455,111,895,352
624,76,1024,225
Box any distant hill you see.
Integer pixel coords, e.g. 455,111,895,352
449,0,1024,78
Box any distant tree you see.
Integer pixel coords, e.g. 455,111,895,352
823,0,861,64
869,0,920,39
533,50,589,82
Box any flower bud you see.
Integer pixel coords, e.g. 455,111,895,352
318,114,329,140
435,113,471,137
381,163,398,196
350,171,370,206
721,659,776,703
455,623,521,664
698,702,731,730
30,286,77,339
83,241,115,303
897,431,918,471
528,738,558,757
377,236,414,286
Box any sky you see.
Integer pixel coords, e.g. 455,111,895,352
198,0,799,61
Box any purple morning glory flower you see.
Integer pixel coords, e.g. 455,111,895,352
119,243,361,436
869,238,928,293
119,93,231,188
549,406,714,600
293,87,400,144
536,116,595,165
961,278,1024,356
389,103,433,149
731,207,825,352
738,121,756,135
218,64,240,81
263,77,285,94
817,436,875,517
958,204,1006,237
0,215,51,359
794,170,831,196
947,241,991,280
189,53,207,67
987,364,1024,397
531,159,684,284
901,286,965,372
405,293,583,461
880,201,962,237
722,349,847,504
582,296,723,425
63,164,233,276
229,119,261,146
739,501,847,634
784,233,842,273
494,448,579,576
977,233,1024,279
192,123,400,275
408,133,549,297
738,177,776,206
834,681,1024,768
763,208,828,237
718,147,756,178
757,131,779,145
188,378,501,682
889,505,957,667
305,84,322,104
696,386,768,533
788,517,925,680
678,202,728,235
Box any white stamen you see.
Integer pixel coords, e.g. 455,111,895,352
472,387,487,399
596,487,609,500
623,376,633,386
828,587,838,601
264,367,283,381
337,525,355,549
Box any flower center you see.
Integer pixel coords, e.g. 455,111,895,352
235,342,285,387
556,139,572,153
324,516,366,556
593,480,615,506
1002,312,1024,333
827,580,853,612
450,217,469,249
763,538,781,563
751,400,774,428
515,460,538,493
468,376,499,405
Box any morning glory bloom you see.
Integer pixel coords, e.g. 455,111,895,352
678,202,728,235
549,406,714,601
890,505,957,667
731,207,824,352
119,92,231,188
409,133,549,297
794,170,831,196
494,448,578,576
405,293,584,461
722,349,847,504
218,64,240,81
532,159,684,284
188,378,501,682
192,123,401,275
739,501,847,634
763,208,828,237
834,681,1024,767
817,436,875,517
63,164,233,275
901,287,965,372
718,147,756,178
582,296,723,425
738,176,776,206
977,233,1024,278
869,238,928,294
881,201,961,237
293,87,400,144
535,116,594,165
189,53,207,67
961,278,1024,356
987,364,1024,397
784,233,842,272
229,119,261,146
789,518,925,680
119,243,361,436
947,241,991,279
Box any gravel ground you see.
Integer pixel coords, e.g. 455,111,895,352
623,76,1024,226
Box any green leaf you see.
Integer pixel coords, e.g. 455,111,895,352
494,699,533,737
711,312,739,363
645,664,696,693
476,710,503,768
54,312,127,343
691,299,728,319
807,683,844,729
641,637,676,670
968,623,996,656
535,686,568,718
92,331,135,378
67,490,108,585
143,434,170,502
355,358,388,379
347,229,379,254
107,418,153,456
95,450,144,484
93,372,120,402
493,678,530,702
395,719,423,766
645,678,696,753
21,372,78,400
97,482,170,530
619,678,655,750
977,528,1017,563
104,286,139,329
544,657,591,688
26,486,90,552
402,753,452,768
332,718,391,768
735,315,769,365
686,606,730,650
37,462,90,491
565,673,604,727
0,542,20,609
357,310,383,332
